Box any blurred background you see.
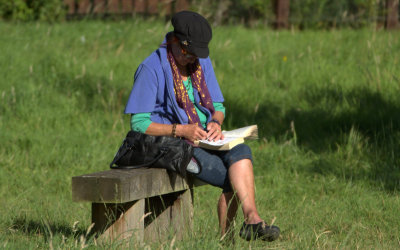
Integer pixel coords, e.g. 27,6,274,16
0,0,399,29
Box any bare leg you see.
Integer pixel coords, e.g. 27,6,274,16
218,192,239,237
228,159,263,224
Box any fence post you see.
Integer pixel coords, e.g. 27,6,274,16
159,0,172,16
64,0,76,14
175,0,189,13
77,0,92,14
148,0,159,14
120,0,134,14
274,0,290,29
134,0,146,14
93,0,106,14
386,0,399,29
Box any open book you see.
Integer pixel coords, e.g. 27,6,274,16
194,125,258,150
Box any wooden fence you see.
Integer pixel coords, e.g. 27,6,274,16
64,0,188,16
386,0,400,29
63,0,399,29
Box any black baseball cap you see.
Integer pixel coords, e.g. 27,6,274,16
171,11,212,58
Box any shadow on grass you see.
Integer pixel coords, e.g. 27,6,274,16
284,87,400,150
53,72,129,113
10,217,87,241
34,55,130,114
224,86,400,191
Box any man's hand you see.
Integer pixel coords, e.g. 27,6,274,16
206,122,224,141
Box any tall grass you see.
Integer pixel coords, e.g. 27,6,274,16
0,20,399,248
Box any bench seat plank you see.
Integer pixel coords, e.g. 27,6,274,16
72,168,202,203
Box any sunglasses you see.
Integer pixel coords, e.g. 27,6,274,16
180,43,197,59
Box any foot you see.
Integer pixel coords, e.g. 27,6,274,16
239,221,280,242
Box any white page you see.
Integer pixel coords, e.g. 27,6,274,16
198,137,238,146
222,125,255,138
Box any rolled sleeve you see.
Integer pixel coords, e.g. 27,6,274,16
131,113,152,133
213,102,225,116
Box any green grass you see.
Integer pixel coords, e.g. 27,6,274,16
1,20,400,249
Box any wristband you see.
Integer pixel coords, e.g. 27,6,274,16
172,123,177,137
210,119,221,126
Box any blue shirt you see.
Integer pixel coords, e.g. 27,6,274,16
125,33,224,126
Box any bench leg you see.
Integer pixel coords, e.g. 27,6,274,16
144,188,194,241
91,188,193,243
92,199,145,243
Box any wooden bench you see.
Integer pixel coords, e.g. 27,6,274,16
72,168,205,243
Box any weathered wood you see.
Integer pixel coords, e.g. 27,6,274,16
73,168,205,243
134,0,146,13
175,0,189,12
93,199,145,242
77,0,92,14
143,189,193,241
107,0,120,13
64,0,76,14
274,0,290,29
160,0,172,15
62,0,191,16
121,0,134,14
148,0,159,14
90,189,194,243
170,188,193,239
72,168,203,203
386,0,399,29
91,0,105,14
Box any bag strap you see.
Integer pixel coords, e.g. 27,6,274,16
110,147,169,169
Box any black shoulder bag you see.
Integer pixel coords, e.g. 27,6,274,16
110,130,194,178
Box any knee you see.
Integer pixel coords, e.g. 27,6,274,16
227,144,253,166
232,144,252,156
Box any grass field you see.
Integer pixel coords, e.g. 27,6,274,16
1,20,400,249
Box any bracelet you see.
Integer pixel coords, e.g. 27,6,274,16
210,119,221,126
172,123,177,137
